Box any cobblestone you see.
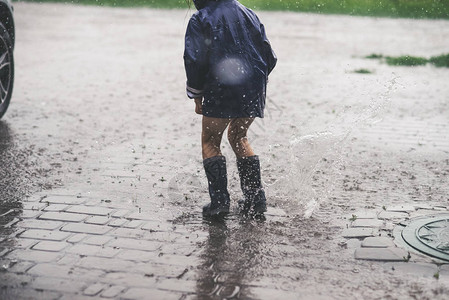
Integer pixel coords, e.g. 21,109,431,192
42,195,86,205
100,285,126,298
377,211,409,220
355,247,409,261
21,210,43,219
341,228,376,238
102,272,157,287
7,260,35,274
20,229,71,241
108,238,161,251
61,223,112,235
126,212,158,221
31,277,89,293
351,219,384,228
112,210,130,218
116,249,159,262
15,238,38,249
349,211,377,219
66,205,115,216
123,220,144,229
79,257,136,272
67,233,88,243
386,205,416,213
108,218,128,227
32,241,70,252
141,221,173,232
22,202,48,211
39,212,88,223
83,235,113,246
43,204,70,212
413,204,435,210
111,228,147,239
134,263,189,278
345,239,362,249
83,283,108,296
59,294,104,300
143,231,187,244
361,237,395,248
57,254,82,265
85,216,111,225
66,244,120,258
6,250,62,263
17,220,64,230
28,263,105,280
121,288,182,300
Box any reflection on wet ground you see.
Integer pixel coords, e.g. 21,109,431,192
196,217,253,299
191,212,337,299
0,121,52,258
0,121,22,239
0,121,21,227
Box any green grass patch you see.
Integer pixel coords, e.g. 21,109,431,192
364,53,449,68
385,55,428,66
429,53,449,67
15,0,189,9
365,54,383,59
353,68,373,74
16,0,449,19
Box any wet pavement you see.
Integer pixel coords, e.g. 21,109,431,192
1,2,449,299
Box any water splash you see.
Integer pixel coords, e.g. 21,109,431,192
265,75,400,218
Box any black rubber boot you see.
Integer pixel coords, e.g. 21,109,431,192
202,156,231,218
237,155,267,216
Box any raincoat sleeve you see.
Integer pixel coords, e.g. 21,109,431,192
260,23,277,76
184,16,208,99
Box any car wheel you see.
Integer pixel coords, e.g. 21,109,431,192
0,23,14,119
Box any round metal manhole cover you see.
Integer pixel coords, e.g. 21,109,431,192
401,214,449,262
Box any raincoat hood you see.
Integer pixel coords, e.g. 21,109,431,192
193,0,220,10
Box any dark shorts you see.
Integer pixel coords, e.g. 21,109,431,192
202,87,266,119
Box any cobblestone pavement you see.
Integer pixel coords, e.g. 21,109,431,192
1,3,449,300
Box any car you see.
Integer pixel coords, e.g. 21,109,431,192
0,0,14,119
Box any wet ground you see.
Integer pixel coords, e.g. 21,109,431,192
0,2,449,299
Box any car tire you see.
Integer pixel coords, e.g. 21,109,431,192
0,23,14,119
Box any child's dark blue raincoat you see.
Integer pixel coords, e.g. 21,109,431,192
184,0,277,118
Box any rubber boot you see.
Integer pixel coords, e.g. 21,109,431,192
202,156,231,217
237,155,267,216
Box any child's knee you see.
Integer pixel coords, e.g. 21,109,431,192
227,128,240,146
228,133,246,150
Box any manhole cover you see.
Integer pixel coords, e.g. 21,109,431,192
401,214,449,262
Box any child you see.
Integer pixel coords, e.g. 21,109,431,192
184,0,277,217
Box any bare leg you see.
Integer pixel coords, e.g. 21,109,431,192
228,118,266,216
202,116,231,159
227,118,255,158
201,116,232,217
